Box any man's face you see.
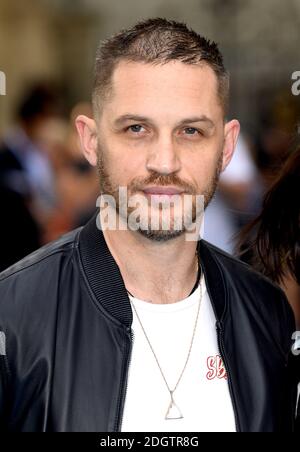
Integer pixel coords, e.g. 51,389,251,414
77,60,239,241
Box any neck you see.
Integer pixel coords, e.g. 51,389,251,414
103,223,199,305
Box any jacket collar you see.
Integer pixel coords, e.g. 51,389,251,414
78,212,227,327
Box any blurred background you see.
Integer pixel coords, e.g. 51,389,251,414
0,0,300,271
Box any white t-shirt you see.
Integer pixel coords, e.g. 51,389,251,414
121,276,236,432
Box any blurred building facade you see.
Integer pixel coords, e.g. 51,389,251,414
1,0,300,135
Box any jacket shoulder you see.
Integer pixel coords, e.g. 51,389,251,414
201,239,285,293
201,239,296,349
0,227,82,337
0,227,82,283
0,227,83,372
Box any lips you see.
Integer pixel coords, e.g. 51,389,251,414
142,186,184,196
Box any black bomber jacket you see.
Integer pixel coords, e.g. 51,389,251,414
0,213,299,432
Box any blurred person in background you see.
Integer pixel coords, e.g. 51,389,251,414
0,86,99,269
237,148,300,327
0,183,40,272
42,101,99,242
0,84,59,220
0,84,66,270
205,133,262,253
255,90,300,186
206,90,300,256
0,84,60,269
237,148,300,431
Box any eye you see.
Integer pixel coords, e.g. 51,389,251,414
183,127,200,136
127,124,145,133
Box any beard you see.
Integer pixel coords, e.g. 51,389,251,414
96,144,222,242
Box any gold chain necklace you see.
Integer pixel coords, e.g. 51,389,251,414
128,262,202,420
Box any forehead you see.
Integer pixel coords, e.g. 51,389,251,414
105,60,222,120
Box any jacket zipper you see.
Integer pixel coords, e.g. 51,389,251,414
216,320,241,433
114,328,134,432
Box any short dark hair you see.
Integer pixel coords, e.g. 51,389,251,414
92,18,229,117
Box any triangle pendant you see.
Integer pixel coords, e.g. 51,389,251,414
165,397,184,420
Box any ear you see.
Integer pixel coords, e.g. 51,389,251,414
75,115,98,167
221,119,240,172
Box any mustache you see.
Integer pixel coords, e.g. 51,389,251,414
128,172,197,195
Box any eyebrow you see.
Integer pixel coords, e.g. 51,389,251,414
113,114,215,129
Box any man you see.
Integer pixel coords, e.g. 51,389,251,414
0,18,298,432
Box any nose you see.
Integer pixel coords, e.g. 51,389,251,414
146,133,181,175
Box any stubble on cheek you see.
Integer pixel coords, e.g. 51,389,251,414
97,139,223,204
96,134,223,225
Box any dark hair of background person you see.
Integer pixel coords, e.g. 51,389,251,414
236,148,300,286
92,17,229,117
17,83,63,124
0,83,63,272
